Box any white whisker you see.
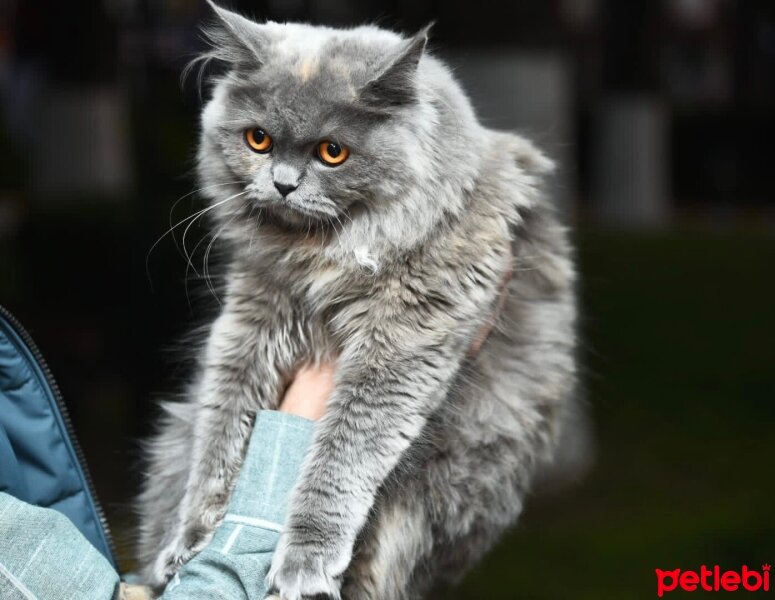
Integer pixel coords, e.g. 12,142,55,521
183,221,218,303
204,214,238,305
146,181,245,287
167,181,244,262
181,190,249,275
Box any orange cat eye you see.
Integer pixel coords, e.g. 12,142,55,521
245,127,272,153
317,141,349,166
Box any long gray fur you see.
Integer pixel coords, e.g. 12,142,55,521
137,4,579,599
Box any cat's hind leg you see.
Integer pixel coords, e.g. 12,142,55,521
136,401,195,591
342,496,434,600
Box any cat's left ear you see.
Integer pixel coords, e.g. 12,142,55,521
203,1,268,71
359,24,433,109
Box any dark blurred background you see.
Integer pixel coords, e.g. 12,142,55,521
1,0,773,597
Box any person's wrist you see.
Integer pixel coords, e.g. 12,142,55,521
278,361,335,421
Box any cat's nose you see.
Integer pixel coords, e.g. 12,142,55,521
274,181,298,197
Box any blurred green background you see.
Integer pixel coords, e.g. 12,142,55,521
1,1,774,597
437,230,775,599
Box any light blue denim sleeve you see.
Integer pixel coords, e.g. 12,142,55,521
161,410,315,600
0,491,119,600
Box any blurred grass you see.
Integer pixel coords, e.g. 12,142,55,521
435,228,775,599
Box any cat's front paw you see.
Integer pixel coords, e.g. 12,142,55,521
150,529,211,590
267,532,351,600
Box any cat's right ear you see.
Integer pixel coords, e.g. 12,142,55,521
201,1,268,71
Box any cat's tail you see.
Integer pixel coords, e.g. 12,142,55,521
533,390,595,494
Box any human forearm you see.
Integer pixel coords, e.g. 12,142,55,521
159,410,315,600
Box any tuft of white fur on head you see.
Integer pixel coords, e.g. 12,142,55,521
353,246,380,274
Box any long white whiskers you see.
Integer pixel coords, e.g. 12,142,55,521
145,183,245,286
203,213,238,305
167,181,243,262
180,190,248,276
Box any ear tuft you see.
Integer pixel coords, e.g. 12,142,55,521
359,25,432,109
201,1,267,71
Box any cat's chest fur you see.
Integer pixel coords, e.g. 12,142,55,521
236,238,372,354
241,210,509,363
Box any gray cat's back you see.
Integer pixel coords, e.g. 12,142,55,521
341,146,578,598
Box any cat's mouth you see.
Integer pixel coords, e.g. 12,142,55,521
245,189,359,239
256,203,334,235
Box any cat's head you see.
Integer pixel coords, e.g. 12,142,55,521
195,2,484,267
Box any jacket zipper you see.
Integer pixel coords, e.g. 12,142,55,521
0,304,118,567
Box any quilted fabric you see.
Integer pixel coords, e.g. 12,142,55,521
0,311,115,567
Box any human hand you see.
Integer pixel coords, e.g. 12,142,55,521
278,360,336,421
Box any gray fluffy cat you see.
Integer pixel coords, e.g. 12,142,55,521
138,3,578,599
